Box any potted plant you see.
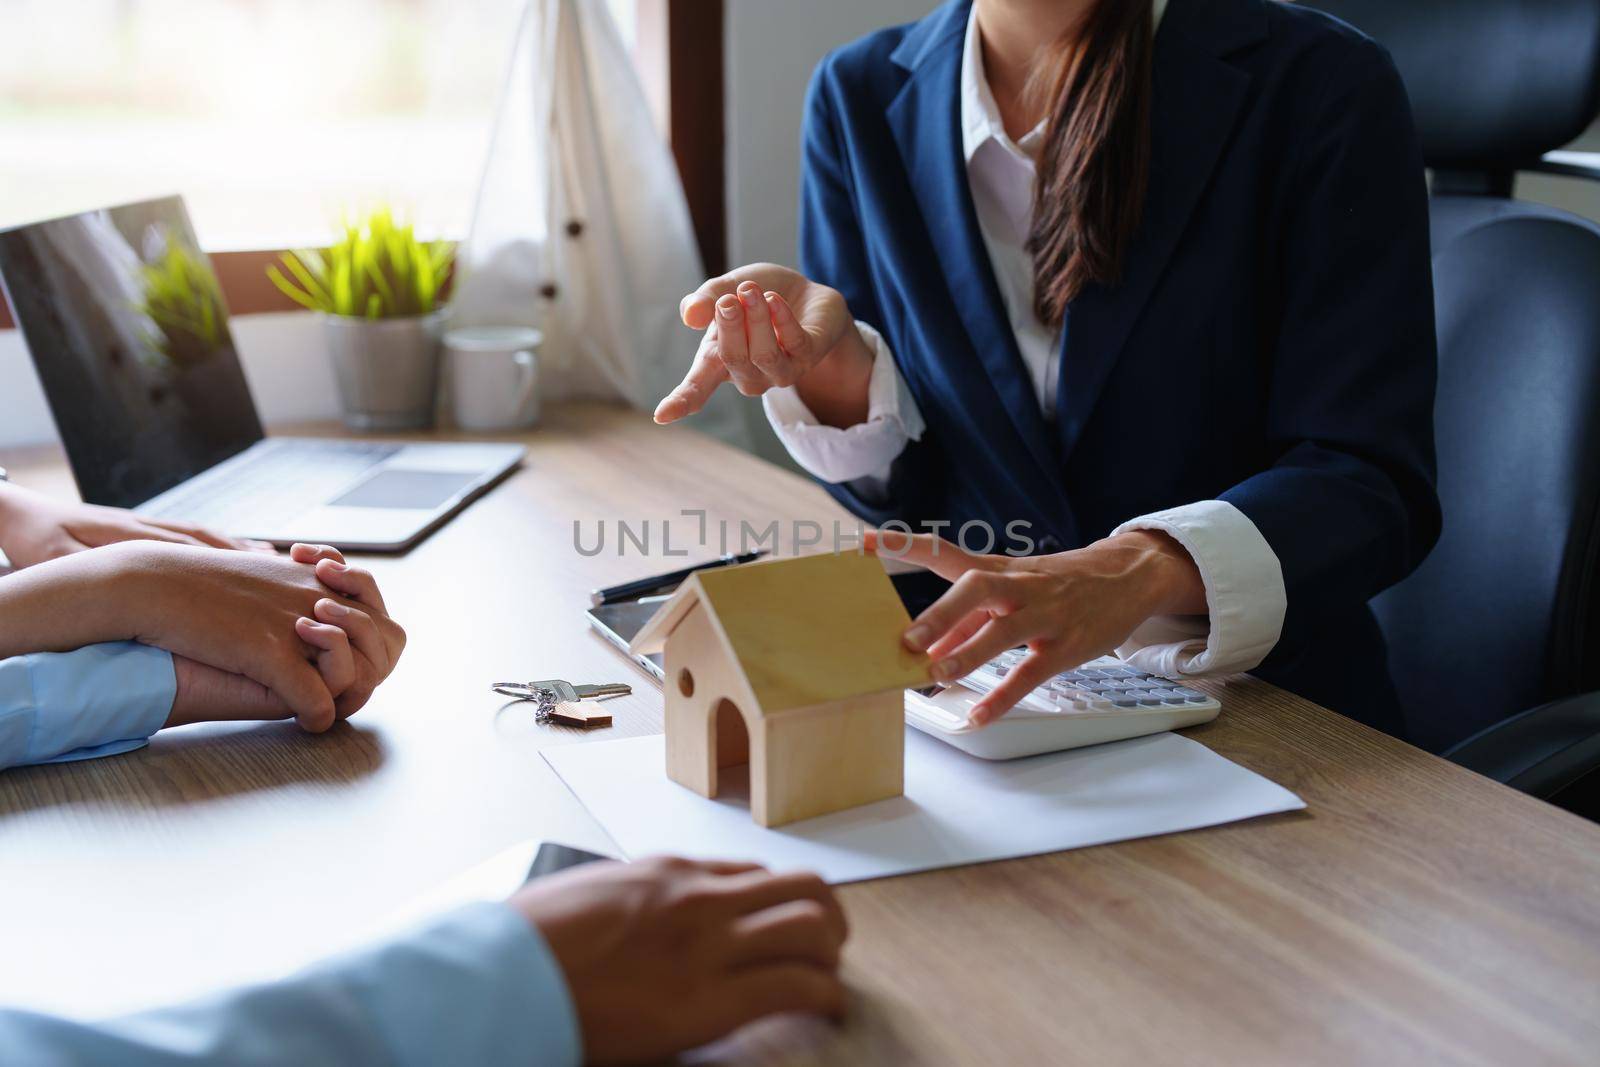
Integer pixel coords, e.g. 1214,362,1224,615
268,208,454,430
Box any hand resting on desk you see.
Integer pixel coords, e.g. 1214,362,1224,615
0,539,404,732
511,856,848,1065
0,480,273,568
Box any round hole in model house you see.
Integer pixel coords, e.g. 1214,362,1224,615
678,668,695,698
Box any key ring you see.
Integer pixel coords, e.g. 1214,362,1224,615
491,682,559,723
491,682,546,700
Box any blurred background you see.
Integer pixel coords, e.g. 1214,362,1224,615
0,0,939,449
7,0,1600,453
0,0,627,246
0,0,948,267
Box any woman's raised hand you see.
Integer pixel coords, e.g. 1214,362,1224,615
655,263,874,429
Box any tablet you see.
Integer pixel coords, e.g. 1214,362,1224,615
586,595,670,684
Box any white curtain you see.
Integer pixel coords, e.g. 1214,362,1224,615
452,0,765,453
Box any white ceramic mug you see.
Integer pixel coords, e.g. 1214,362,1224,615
444,326,543,431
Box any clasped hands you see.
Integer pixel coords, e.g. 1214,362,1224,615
152,541,406,732
0,484,403,731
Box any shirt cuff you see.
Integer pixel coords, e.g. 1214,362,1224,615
761,319,925,485
0,642,174,770
333,901,583,1067
1111,501,1286,677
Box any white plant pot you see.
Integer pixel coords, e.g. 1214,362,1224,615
322,311,445,431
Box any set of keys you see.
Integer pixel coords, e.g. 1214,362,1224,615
490,678,632,729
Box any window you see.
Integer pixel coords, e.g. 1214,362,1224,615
0,0,639,248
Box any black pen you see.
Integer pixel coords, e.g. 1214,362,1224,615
589,550,768,607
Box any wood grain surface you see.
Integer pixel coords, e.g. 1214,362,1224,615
3,404,1598,1065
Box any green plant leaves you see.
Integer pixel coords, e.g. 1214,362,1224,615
266,205,454,319
137,238,228,366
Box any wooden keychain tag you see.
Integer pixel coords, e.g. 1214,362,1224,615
548,702,613,729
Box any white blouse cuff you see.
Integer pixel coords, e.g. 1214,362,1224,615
761,320,924,485
1111,500,1286,678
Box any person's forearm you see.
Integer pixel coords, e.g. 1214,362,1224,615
793,322,875,428
1098,529,1209,617
0,544,136,658
0,482,32,559
0,903,577,1066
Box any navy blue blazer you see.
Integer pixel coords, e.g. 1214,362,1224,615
797,0,1440,735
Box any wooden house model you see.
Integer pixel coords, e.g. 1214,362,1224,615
630,552,931,827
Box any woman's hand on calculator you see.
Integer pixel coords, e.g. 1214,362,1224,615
867,528,1207,726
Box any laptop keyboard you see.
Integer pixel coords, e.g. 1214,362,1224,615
143,440,400,530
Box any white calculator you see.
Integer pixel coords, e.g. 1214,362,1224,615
904,650,1221,760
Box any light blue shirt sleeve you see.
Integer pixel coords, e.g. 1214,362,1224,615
0,901,583,1065
0,642,175,770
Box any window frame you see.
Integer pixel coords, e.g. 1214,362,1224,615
0,0,726,329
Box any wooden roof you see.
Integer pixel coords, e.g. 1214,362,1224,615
631,552,931,713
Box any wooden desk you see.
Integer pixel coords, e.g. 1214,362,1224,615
2,405,1598,1065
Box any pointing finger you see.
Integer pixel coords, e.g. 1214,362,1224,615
655,330,731,424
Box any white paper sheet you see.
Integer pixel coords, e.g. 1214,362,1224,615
542,729,1305,884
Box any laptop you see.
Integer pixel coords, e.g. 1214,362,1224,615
0,196,523,551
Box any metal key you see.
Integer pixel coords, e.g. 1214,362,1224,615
530,679,631,702
490,679,632,703
490,678,631,729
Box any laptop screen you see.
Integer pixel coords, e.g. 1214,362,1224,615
0,196,262,508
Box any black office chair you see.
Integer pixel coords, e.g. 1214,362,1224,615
1304,0,1600,819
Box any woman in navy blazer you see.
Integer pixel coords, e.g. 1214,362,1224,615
656,0,1438,737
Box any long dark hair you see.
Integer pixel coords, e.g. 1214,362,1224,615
1024,1,1154,325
